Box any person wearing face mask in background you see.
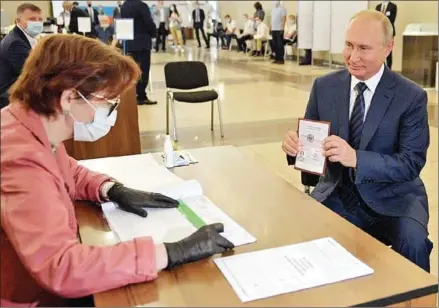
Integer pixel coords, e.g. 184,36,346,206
375,1,397,69
0,3,42,110
84,1,100,38
236,14,254,52
1,34,234,307
96,15,115,44
270,0,287,65
283,14,297,45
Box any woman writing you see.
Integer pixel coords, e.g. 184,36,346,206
1,35,233,306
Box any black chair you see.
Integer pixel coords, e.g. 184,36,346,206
301,171,320,195
164,61,224,141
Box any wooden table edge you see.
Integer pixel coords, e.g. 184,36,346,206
354,284,438,307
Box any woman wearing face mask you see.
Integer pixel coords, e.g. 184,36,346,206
1,35,234,307
168,4,184,52
284,14,297,44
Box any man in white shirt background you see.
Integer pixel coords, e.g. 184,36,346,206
0,3,42,109
153,0,170,52
220,14,236,50
236,14,254,52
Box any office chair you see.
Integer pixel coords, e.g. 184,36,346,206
164,61,224,142
301,171,320,195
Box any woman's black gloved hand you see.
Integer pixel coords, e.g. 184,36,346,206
107,182,179,217
164,223,235,269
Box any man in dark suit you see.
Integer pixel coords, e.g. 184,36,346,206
113,1,122,19
68,2,90,34
282,10,432,272
121,0,157,105
192,1,209,48
0,3,42,109
376,1,397,69
84,1,100,37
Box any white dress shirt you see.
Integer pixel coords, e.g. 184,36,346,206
349,64,385,122
159,7,165,22
253,22,269,40
226,19,236,33
17,25,37,49
88,7,94,21
242,19,255,36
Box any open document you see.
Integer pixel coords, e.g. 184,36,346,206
79,154,256,246
214,237,374,302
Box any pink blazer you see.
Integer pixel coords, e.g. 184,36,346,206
1,104,157,306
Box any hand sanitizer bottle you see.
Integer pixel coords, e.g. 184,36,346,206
164,135,175,168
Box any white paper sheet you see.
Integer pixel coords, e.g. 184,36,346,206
77,17,91,33
115,18,134,40
214,237,374,303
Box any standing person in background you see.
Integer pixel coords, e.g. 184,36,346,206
85,1,100,37
59,1,71,31
0,3,42,109
376,1,396,69
121,0,157,105
113,1,122,19
270,0,287,65
97,5,105,16
154,0,170,52
169,4,184,52
192,1,209,49
253,2,265,22
236,14,254,52
67,0,89,34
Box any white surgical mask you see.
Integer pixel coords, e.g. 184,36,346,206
70,92,118,142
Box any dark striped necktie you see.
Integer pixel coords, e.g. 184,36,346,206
349,82,368,150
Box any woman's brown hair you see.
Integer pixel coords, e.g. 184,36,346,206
9,34,140,116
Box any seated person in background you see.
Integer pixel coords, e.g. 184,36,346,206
207,19,224,48
236,14,254,52
1,34,234,306
0,3,42,110
282,10,433,273
220,14,236,49
96,15,114,44
251,15,269,56
284,14,297,44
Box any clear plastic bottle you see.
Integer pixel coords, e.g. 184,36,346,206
164,135,175,168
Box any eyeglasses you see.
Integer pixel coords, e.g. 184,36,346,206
89,93,121,116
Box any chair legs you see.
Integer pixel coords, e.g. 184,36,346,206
216,98,224,138
166,91,170,135
167,96,224,141
211,100,214,131
170,98,178,141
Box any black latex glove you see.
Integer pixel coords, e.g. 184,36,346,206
107,182,179,217
164,223,235,269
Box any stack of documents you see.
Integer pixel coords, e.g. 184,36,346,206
79,154,256,246
214,237,374,302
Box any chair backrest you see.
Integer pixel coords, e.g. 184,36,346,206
164,61,209,90
301,171,320,187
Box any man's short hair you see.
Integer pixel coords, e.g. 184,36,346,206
350,10,393,45
225,14,230,18
16,3,41,15
73,2,79,6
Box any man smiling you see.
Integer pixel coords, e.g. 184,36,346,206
282,10,432,272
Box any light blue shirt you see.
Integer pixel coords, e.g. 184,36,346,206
271,5,287,31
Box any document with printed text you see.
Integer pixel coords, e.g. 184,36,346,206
214,237,374,302
294,118,330,175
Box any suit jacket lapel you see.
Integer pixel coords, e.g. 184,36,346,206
334,70,351,141
13,26,31,49
359,66,396,150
